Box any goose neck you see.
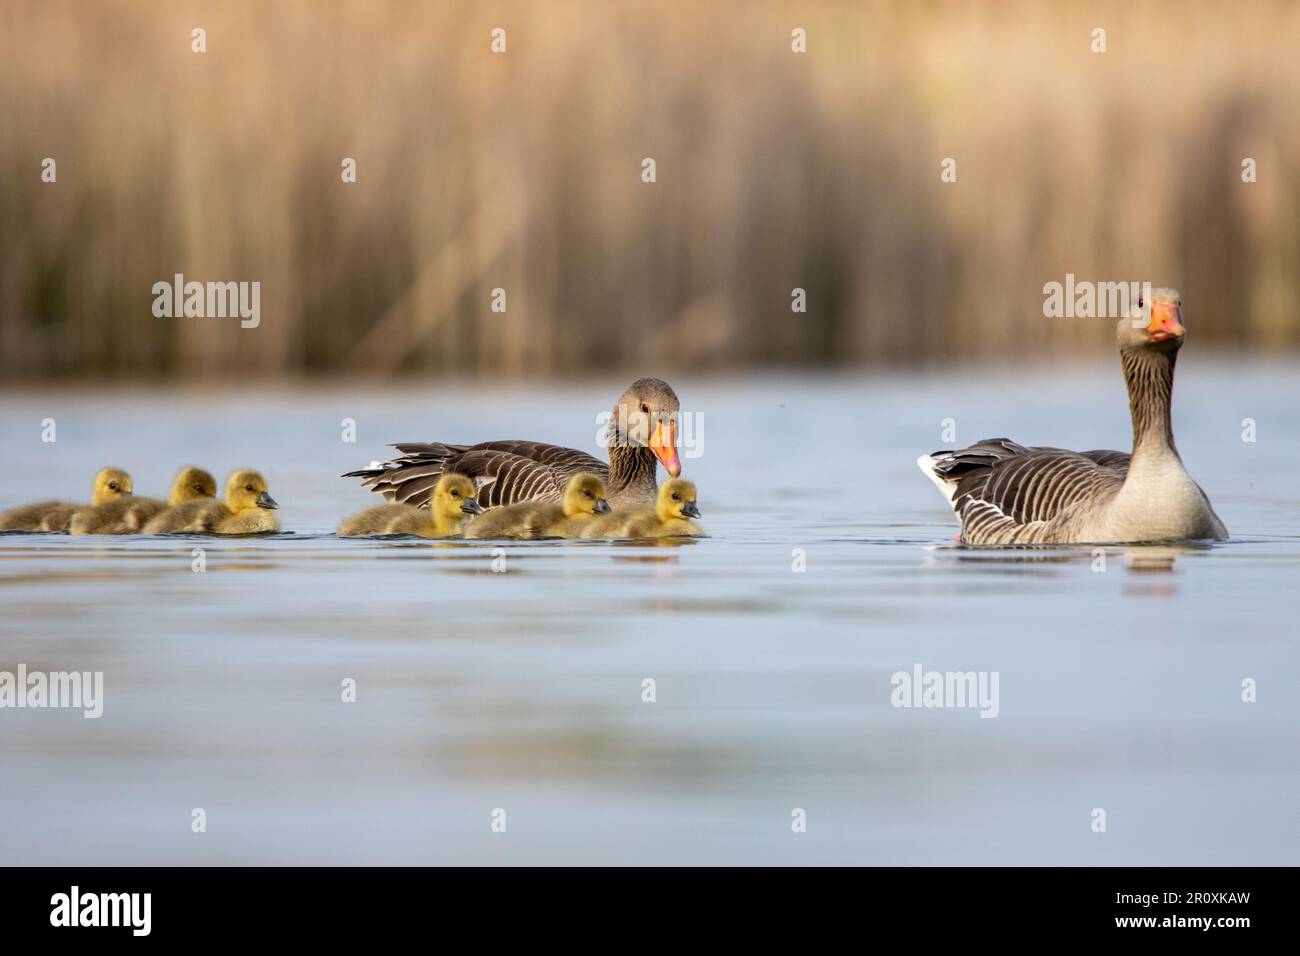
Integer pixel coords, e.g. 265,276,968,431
607,443,657,495
1122,345,1178,460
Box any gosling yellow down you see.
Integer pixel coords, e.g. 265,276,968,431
0,468,132,532
70,466,217,535
338,474,482,538
465,473,611,539
145,469,280,534
582,478,703,538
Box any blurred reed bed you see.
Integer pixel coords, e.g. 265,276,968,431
1,0,1298,382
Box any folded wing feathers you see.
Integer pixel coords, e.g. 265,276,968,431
344,439,609,509
922,437,1129,544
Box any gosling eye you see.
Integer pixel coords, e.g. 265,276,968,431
194,485,203,492
671,493,680,500
108,482,118,491
451,490,460,498
245,484,254,492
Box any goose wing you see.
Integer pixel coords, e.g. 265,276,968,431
924,438,1127,544
343,440,608,509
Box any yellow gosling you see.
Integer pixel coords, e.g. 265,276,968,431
537,474,612,538
584,478,703,538
465,472,611,540
141,468,229,533
72,466,217,535
338,474,482,538
150,469,279,534
0,468,132,532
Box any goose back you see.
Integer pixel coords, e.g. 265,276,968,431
345,440,611,509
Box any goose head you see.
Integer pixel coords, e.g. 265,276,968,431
656,478,701,521
168,466,218,506
225,469,277,513
610,377,681,477
91,468,133,506
562,472,612,517
434,473,482,520
1119,287,1184,353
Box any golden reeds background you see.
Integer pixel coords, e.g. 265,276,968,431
2,0,1298,381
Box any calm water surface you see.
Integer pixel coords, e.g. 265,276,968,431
2,362,1298,864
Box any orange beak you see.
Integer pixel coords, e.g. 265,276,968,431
649,418,681,477
1148,302,1185,342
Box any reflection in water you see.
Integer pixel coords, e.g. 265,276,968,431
927,542,1206,580
1124,545,1192,575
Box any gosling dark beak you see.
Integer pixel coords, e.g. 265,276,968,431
681,500,701,519
257,491,279,510
462,498,484,515
595,498,612,514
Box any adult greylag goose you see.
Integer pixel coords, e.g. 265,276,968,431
70,466,216,535
344,378,681,509
0,467,132,532
918,288,1228,545
464,473,610,540
338,474,482,538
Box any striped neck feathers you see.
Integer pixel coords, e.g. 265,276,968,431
606,443,658,495
1121,344,1178,458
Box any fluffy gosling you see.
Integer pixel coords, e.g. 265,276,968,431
338,474,482,538
145,469,279,534
0,468,132,532
465,472,611,539
582,478,703,538
71,466,217,535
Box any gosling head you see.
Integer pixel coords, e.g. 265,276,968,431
562,472,612,517
656,478,701,521
609,377,681,478
92,468,133,506
433,473,482,519
168,466,218,506
225,469,277,513
1118,287,1184,354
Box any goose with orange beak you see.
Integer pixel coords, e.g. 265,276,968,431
918,287,1227,544
345,377,683,509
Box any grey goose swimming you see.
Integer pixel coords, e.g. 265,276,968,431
344,378,681,509
918,288,1228,545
